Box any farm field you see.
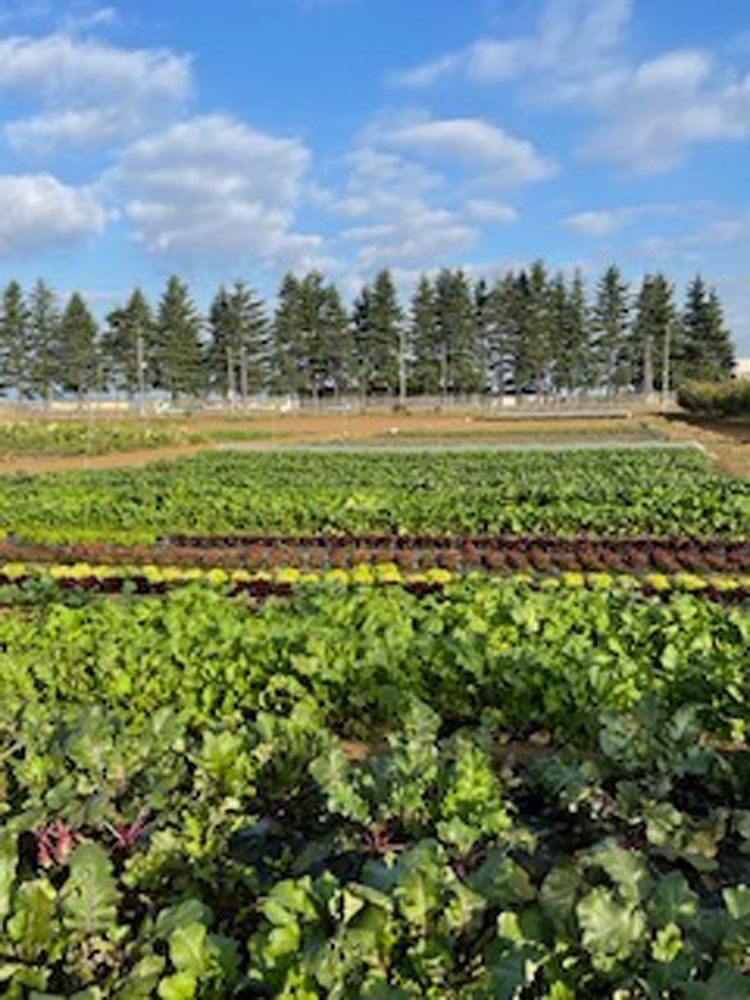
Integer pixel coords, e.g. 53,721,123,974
0,445,748,997
0,408,747,477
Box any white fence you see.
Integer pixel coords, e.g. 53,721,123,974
0,391,678,417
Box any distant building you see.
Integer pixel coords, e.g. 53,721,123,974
737,357,750,377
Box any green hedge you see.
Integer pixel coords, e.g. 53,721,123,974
677,377,750,417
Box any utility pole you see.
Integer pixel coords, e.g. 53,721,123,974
643,332,654,400
226,346,236,411
398,326,407,408
661,319,673,412
136,331,146,415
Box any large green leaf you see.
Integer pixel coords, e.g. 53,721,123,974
576,887,646,963
0,832,16,922
7,879,58,960
62,842,119,937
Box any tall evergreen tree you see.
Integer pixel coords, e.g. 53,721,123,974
548,273,568,395
593,265,631,392
298,271,329,400
28,279,61,402
487,273,517,397
283,272,353,400
207,285,235,401
232,281,269,401
154,277,204,400
527,259,553,394
210,282,269,402
0,281,31,398
434,270,482,395
102,289,153,399
551,271,592,394
271,273,305,396
505,269,535,397
674,276,735,384
364,269,402,396
631,274,676,394
503,262,552,397
319,283,353,399
410,276,439,394
474,278,494,393
352,283,373,397
58,293,100,399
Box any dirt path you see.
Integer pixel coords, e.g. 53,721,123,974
0,443,205,475
0,410,746,477
647,416,750,477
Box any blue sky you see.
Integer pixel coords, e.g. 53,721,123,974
0,0,749,352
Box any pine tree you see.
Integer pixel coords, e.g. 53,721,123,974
207,285,235,401
28,279,61,402
505,270,534,397
319,283,352,399
474,278,493,394
298,271,329,400
352,283,373,398
58,293,100,399
434,270,482,395
0,281,31,398
154,277,204,400
209,282,269,403
527,259,553,394
548,273,568,395
503,262,552,397
410,276,439,395
552,271,592,394
102,289,153,399
271,273,304,396
232,281,269,401
593,265,631,392
487,273,517,397
365,269,402,396
631,275,676,394
674,276,735,384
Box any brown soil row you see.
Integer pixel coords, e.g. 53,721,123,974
0,410,746,476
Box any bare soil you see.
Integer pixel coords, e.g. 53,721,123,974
648,415,750,477
0,409,746,477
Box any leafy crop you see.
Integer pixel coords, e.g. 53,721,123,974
0,580,747,748
0,420,204,456
0,448,746,542
0,584,748,995
0,445,747,995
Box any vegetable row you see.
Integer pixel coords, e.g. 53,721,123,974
0,583,748,996
1,447,747,540
2,535,745,576
0,418,204,455
1,562,749,604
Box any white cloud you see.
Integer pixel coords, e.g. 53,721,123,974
563,208,632,237
353,217,478,272
377,117,557,185
325,115,540,274
465,199,519,223
62,5,119,31
0,173,106,255
328,145,479,271
0,33,191,151
393,0,633,87
334,147,445,218
104,114,322,266
391,0,750,175
562,203,695,237
579,51,750,172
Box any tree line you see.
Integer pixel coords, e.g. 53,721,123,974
0,264,736,403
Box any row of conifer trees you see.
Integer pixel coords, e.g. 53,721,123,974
0,263,735,401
